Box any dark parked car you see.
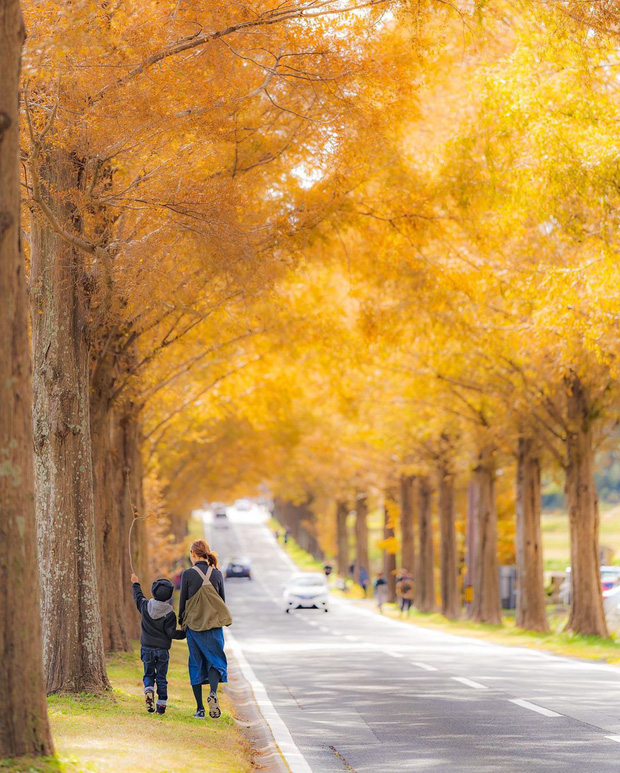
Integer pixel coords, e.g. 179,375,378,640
225,557,252,579
213,510,229,529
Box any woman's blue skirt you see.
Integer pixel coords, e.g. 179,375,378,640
186,627,228,686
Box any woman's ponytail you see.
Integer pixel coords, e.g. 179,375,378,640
190,539,219,568
206,550,218,568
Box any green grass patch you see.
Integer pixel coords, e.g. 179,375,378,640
6,643,252,773
0,759,62,773
374,603,620,664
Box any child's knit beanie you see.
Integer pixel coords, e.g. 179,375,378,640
151,578,174,601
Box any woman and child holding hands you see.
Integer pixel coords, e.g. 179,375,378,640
131,539,232,718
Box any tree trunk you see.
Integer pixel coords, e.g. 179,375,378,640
438,462,460,619
416,475,436,612
91,361,130,652
0,2,54,752
565,376,608,637
30,148,109,693
336,500,349,577
515,437,548,632
400,475,416,582
469,446,501,624
354,493,369,586
383,495,397,602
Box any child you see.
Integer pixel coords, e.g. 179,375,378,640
131,573,185,715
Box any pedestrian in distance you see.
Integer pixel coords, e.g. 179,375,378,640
274,529,280,541
179,539,232,719
284,527,291,544
359,565,369,597
396,570,414,617
373,572,388,613
131,574,186,715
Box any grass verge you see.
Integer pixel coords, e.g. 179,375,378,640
374,604,620,664
3,644,252,773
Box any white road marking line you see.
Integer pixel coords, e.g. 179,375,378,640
388,651,404,658
319,626,329,633
227,632,313,773
452,677,489,690
412,662,438,671
306,620,318,626
509,699,563,717
345,635,359,642
605,736,620,743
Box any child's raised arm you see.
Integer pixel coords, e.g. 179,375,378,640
131,575,147,612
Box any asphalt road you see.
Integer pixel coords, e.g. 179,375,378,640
206,510,620,773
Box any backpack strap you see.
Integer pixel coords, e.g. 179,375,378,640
192,565,214,586
193,565,208,584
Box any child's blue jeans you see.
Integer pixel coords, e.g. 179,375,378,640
141,646,169,705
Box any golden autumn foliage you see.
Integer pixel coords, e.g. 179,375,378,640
17,0,620,646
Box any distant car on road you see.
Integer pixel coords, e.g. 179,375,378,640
225,556,252,579
601,567,620,595
559,566,620,605
213,510,229,528
234,498,252,511
283,572,329,614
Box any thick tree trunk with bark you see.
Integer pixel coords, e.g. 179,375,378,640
438,462,460,619
469,446,501,624
0,2,54,753
416,476,436,612
515,437,548,632
400,475,416,581
354,493,369,587
383,495,397,602
336,500,349,577
30,148,109,693
565,376,608,637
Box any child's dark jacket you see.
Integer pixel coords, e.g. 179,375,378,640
132,582,186,649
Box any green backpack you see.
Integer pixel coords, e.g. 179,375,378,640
182,565,233,631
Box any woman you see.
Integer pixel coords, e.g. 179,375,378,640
179,539,228,719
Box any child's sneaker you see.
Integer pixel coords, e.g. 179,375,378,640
207,692,221,719
193,708,206,719
156,704,166,715
145,691,155,713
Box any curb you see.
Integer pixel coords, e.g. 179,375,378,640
225,644,292,773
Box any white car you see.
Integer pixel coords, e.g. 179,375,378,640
283,572,330,614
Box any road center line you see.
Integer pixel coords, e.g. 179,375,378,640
452,677,489,690
412,662,438,671
227,632,313,773
509,699,563,717
388,651,404,658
